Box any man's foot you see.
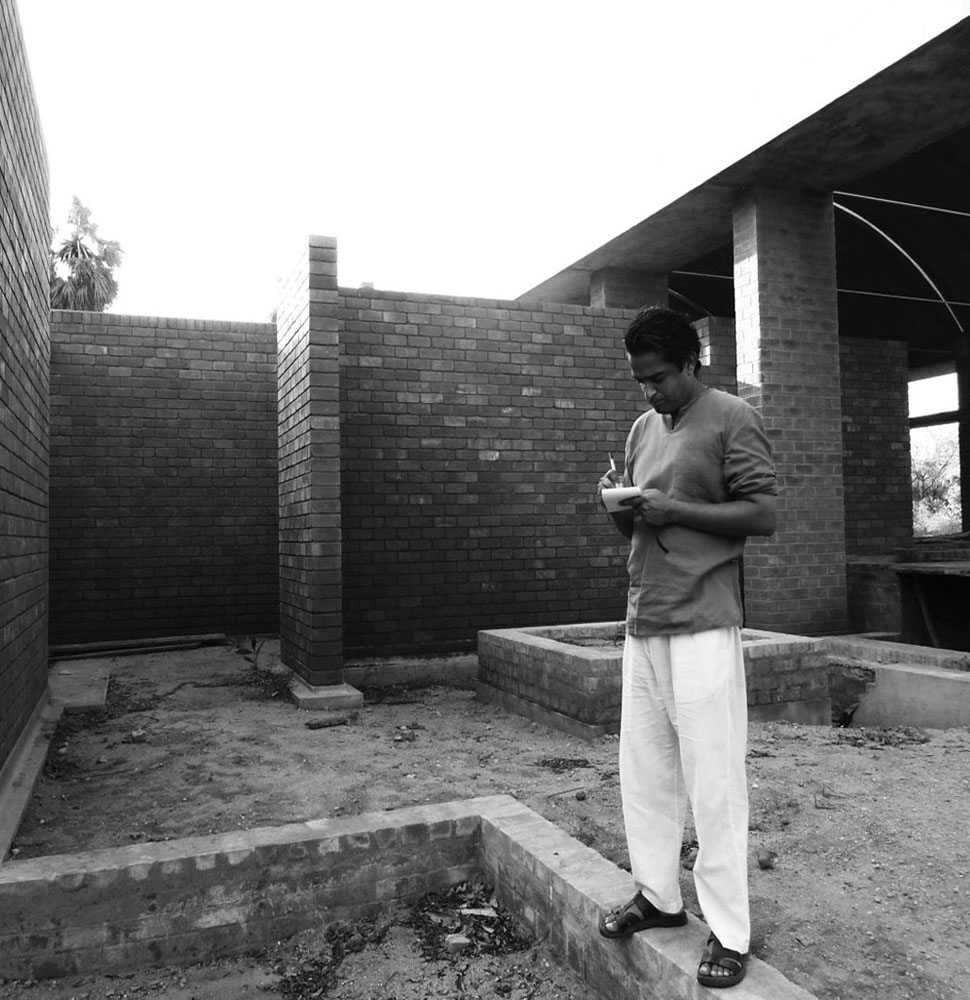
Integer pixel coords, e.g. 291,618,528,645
598,891,687,939
697,933,748,988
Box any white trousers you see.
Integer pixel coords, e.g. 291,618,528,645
619,627,750,953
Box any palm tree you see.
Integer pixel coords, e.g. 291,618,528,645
49,196,123,311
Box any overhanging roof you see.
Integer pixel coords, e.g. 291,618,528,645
520,17,970,369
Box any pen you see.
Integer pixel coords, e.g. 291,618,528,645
609,453,617,475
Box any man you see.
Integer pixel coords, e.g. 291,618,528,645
597,306,777,989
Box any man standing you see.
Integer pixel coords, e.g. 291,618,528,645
597,307,777,989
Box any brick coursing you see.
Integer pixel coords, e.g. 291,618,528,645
48,312,278,643
0,0,50,772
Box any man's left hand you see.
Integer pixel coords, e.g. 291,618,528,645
621,488,675,526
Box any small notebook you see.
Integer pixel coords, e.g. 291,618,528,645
600,486,641,513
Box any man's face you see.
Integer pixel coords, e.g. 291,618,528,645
628,350,697,414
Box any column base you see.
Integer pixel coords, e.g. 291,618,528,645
289,674,364,711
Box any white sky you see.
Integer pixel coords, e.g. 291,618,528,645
15,0,970,322
911,372,960,418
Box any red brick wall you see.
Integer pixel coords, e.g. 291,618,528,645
338,288,640,657
0,0,50,771
48,313,278,644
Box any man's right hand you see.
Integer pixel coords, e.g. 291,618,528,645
597,470,619,492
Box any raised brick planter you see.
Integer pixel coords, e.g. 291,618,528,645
477,621,832,739
0,796,816,1000
0,800,484,981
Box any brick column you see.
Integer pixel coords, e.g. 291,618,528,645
590,268,667,310
277,236,360,707
733,187,848,634
695,316,738,395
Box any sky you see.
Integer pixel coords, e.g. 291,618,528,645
15,0,970,323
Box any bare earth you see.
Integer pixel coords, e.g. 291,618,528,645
3,639,970,1000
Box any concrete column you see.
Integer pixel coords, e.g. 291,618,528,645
277,235,361,709
733,187,848,634
590,268,667,310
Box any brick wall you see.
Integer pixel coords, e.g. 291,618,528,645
839,337,912,556
48,313,278,644
338,288,640,657
42,262,915,657
0,0,50,772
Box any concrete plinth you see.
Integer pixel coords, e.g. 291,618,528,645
289,675,363,711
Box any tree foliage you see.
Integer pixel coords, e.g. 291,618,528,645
911,425,962,535
49,196,123,311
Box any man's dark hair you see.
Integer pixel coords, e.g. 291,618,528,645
624,306,701,373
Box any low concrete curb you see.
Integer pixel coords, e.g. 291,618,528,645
0,795,818,1000
0,663,111,863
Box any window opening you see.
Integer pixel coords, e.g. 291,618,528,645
909,373,961,536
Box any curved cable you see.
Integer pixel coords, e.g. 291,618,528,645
833,200,964,334
668,286,713,318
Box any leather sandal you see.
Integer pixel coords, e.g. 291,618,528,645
697,932,748,988
598,891,688,939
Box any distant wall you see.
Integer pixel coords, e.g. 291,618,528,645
0,0,50,772
48,313,278,644
43,300,919,657
338,288,641,656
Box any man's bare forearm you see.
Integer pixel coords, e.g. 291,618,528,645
625,490,776,538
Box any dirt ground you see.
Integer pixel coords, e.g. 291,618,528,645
3,638,970,1000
